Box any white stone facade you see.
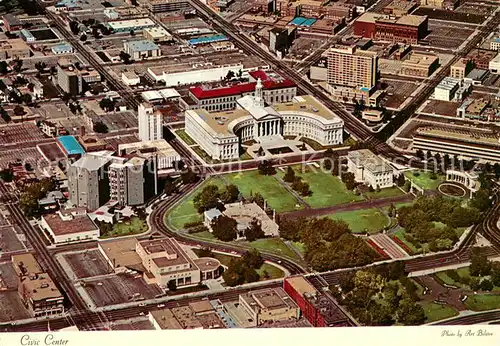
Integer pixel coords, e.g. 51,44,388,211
346,149,394,189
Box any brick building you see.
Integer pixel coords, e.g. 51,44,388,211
354,12,428,44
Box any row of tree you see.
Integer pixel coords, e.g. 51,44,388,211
222,249,266,286
334,264,426,326
397,196,480,252
279,216,378,271
193,184,240,214
283,167,311,197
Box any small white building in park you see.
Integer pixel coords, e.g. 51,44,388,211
39,208,100,244
346,149,394,189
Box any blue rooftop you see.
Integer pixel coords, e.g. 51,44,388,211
52,43,73,53
126,40,160,52
494,38,500,43
57,135,85,156
56,0,80,7
289,17,317,27
188,34,228,45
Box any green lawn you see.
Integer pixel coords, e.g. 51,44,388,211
176,129,195,145
101,217,147,238
291,241,305,255
465,294,500,311
166,178,225,230
248,238,298,259
404,170,444,190
393,229,420,253
365,186,406,199
224,170,301,212
279,165,364,208
420,302,458,322
327,208,389,233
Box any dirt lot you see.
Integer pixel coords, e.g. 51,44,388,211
0,227,27,253
0,262,19,289
422,100,459,117
83,274,163,307
413,7,488,24
381,79,418,109
424,21,475,49
63,250,113,279
0,291,31,322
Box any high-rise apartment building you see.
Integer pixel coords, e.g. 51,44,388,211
68,151,114,211
327,45,378,90
138,103,163,142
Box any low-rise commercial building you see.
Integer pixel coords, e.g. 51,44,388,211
467,49,497,70
456,98,490,120
382,0,417,16
464,69,488,85
3,14,22,32
0,39,31,60
124,40,161,60
490,38,500,51
122,71,141,86
434,77,460,101
12,254,64,317
450,60,470,80
140,0,190,12
143,26,172,42
347,149,394,188
362,109,384,122
106,18,156,33
51,43,74,55
400,53,438,77
489,53,500,74
238,287,300,326
57,59,101,96
39,208,100,244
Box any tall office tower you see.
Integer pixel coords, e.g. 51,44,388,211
326,45,378,90
138,102,162,142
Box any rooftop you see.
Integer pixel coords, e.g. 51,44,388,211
144,26,171,38
42,211,98,236
149,309,183,330
171,306,203,329
436,77,460,91
118,139,179,158
106,18,155,30
71,151,115,171
402,52,438,67
188,300,215,315
356,12,427,27
98,238,143,270
285,276,317,296
12,253,42,276
125,39,160,52
415,126,500,147
240,287,298,312
57,135,85,156
0,38,30,51
347,149,393,174
193,257,221,272
465,69,488,80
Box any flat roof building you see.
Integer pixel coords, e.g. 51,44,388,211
239,287,300,326
57,135,86,157
40,208,99,244
434,76,460,101
124,40,161,60
106,18,156,33
347,149,394,188
0,39,31,60
12,254,64,317
143,26,172,42
400,52,439,77
118,139,181,171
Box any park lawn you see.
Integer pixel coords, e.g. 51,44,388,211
404,170,444,190
365,186,406,199
176,129,195,146
328,208,389,233
166,178,225,230
102,217,147,238
465,294,500,311
291,241,305,255
280,165,364,208
224,170,301,212
435,267,471,288
248,238,299,260
420,302,458,323
257,263,285,280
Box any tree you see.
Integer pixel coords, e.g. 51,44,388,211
21,93,32,105
211,215,237,241
469,248,491,277
220,184,240,204
396,299,426,325
164,179,178,196
469,277,481,291
167,280,177,291
0,61,8,74
338,271,356,293
244,218,265,241
80,34,87,42
130,30,135,36
248,191,265,209
180,169,198,184
34,61,46,73
470,189,492,212
341,172,356,190
0,107,10,123
258,160,275,176
242,249,264,269
396,174,406,187
119,51,132,64
13,58,23,72
480,279,493,292
93,121,108,133
13,105,25,116
225,70,235,80
99,98,116,112
0,168,13,182
69,21,80,35
62,92,72,104
193,184,221,213
283,166,296,183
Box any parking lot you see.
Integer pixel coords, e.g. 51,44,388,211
424,21,475,49
421,99,459,117
0,147,45,170
413,7,488,24
0,123,45,146
0,291,31,322
288,37,324,61
63,250,113,279
83,274,163,307
381,79,418,109
111,320,155,330
0,226,28,253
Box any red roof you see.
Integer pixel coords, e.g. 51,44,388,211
248,70,271,81
189,79,296,100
